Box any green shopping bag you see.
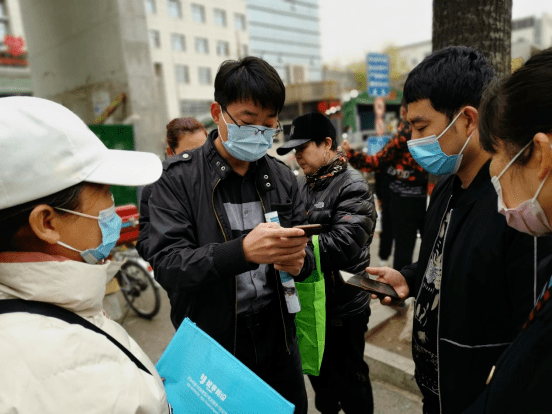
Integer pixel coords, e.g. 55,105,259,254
295,235,326,376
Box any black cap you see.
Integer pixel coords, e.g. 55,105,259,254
276,113,336,155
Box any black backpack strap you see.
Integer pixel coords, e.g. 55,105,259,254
0,299,152,376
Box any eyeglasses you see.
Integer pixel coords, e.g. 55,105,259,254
223,108,283,137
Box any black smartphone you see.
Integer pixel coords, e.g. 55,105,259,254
359,277,401,300
341,271,400,300
293,224,323,237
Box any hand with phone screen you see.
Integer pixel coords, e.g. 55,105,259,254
365,266,409,305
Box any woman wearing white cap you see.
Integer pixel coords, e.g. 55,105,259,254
0,97,169,413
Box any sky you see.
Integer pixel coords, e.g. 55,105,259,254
319,0,552,65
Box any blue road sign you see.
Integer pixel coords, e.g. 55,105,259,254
367,53,390,97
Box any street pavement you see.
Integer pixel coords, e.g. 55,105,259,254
114,231,423,413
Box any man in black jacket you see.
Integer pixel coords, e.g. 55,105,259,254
139,57,314,414
367,46,548,414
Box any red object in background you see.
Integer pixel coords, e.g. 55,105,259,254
317,101,328,113
115,204,140,245
4,35,25,57
317,100,342,114
427,182,436,196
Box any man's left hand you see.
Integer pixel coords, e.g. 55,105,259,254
274,256,305,276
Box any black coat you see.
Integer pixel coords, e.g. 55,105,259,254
401,161,549,414
463,257,552,413
298,166,376,317
138,131,314,354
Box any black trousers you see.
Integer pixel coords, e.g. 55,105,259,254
390,194,426,271
235,303,308,414
422,395,440,414
378,194,394,261
308,308,374,414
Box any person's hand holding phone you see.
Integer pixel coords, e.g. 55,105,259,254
243,223,308,276
293,224,322,238
365,266,409,305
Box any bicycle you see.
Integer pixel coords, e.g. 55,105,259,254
109,205,161,320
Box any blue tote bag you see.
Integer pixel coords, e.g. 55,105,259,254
156,318,295,414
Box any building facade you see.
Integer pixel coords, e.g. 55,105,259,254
0,0,31,97
145,0,250,121
246,0,322,85
1,0,324,123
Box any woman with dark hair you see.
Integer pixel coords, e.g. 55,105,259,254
465,47,552,413
137,117,207,259
0,97,169,413
165,117,208,157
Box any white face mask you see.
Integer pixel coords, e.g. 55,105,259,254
492,141,552,237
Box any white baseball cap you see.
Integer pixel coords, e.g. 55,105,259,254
0,96,163,210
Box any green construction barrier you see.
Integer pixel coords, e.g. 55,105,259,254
88,124,138,207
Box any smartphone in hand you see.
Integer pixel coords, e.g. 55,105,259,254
340,271,401,300
293,224,322,237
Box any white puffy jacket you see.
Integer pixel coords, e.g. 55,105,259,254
0,252,169,414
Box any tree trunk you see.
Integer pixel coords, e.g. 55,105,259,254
433,0,512,78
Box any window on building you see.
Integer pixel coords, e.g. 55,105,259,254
195,37,209,54
0,21,8,42
149,30,161,49
198,67,212,85
154,62,163,76
0,0,8,46
192,4,206,23
214,9,226,27
167,0,182,18
234,13,246,31
180,99,212,117
175,65,190,84
216,41,229,57
145,0,156,14
171,33,186,51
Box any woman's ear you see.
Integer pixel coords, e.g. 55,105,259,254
166,147,174,157
27,205,62,245
534,132,552,180
325,137,333,150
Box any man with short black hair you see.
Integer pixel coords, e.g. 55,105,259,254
141,57,313,413
368,46,548,413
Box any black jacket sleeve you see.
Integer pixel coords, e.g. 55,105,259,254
288,167,315,282
136,184,153,261
318,178,376,272
144,171,255,294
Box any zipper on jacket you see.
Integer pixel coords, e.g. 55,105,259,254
256,185,290,354
211,179,227,243
436,196,453,414
211,178,239,355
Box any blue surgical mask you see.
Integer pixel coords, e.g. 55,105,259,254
56,198,123,264
407,111,472,175
219,110,279,162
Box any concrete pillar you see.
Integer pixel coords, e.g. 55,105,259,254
17,0,166,156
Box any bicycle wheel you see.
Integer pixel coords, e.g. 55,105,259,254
116,260,161,319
